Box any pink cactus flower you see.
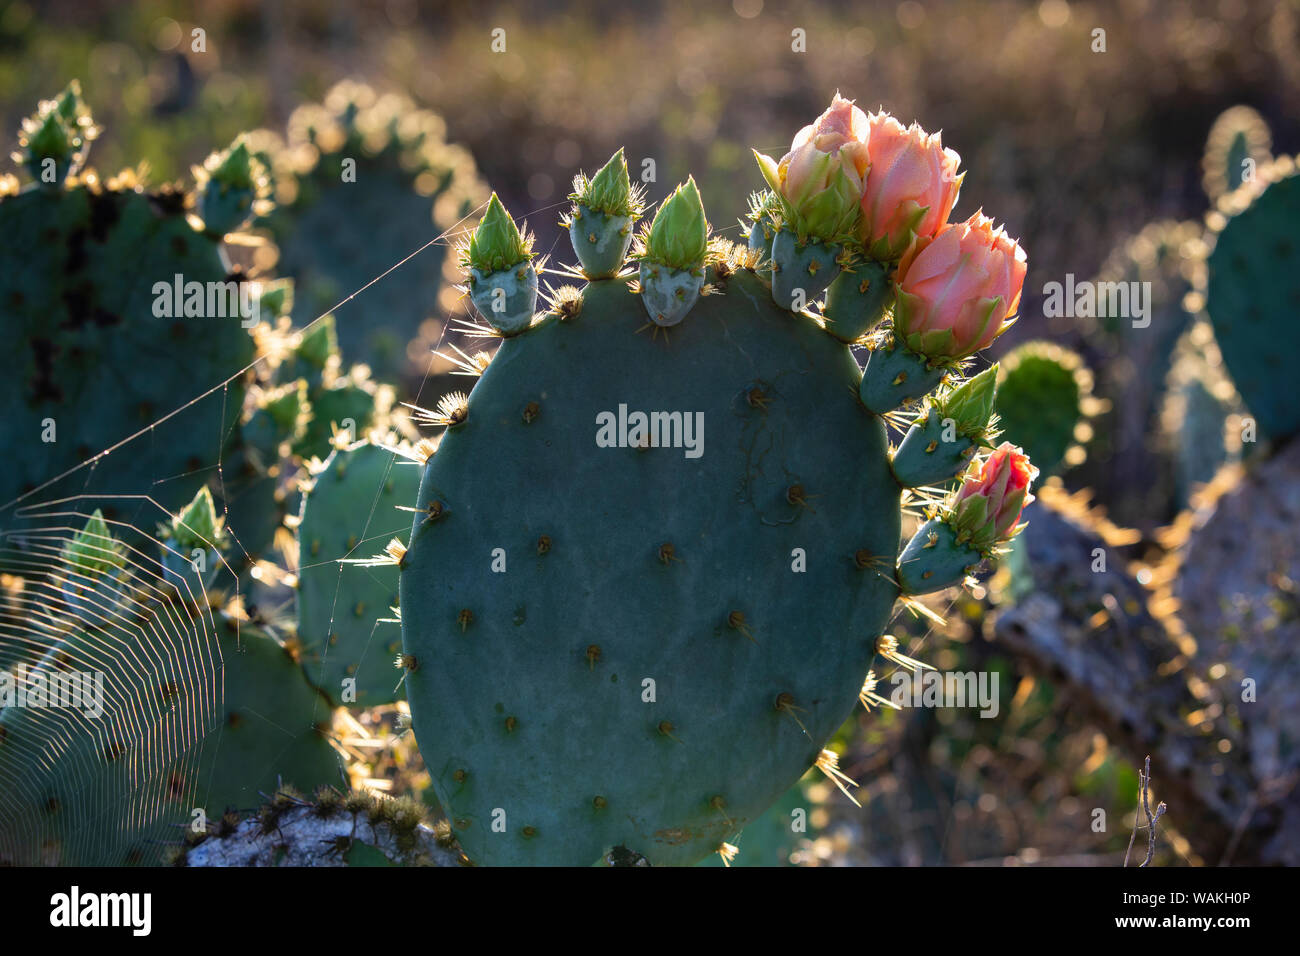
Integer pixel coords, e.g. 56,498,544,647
754,93,869,239
949,442,1038,551
859,112,963,260
893,210,1027,360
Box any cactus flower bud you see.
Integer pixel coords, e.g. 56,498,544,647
894,211,1027,361
935,363,999,440
195,136,272,235
567,148,643,278
947,442,1038,552
859,112,962,261
13,82,99,188
170,485,227,552
643,177,708,271
754,93,869,241
62,510,125,575
573,147,638,217
465,194,538,335
467,193,534,274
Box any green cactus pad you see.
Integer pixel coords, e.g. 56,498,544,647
822,259,892,343
0,175,256,513
859,337,947,415
1203,161,1300,442
0,529,340,864
992,341,1091,476
292,367,395,462
698,774,820,866
400,266,902,866
196,623,343,818
770,230,841,311
896,517,983,595
297,441,420,707
1159,320,1243,504
256,82,488,380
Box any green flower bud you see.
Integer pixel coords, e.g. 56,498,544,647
573,148,639,217
54,80,94,130
644,177,708,271
62,510,125,575
24,110,73,163
205,138,259,191
467,193,533,274
263,380,308,433
13,84,99,186
258,278,294,320
934,364,999,442
171,486,226,552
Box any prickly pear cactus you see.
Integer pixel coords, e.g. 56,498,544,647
296,440,421,707
0,86,262,513
993,341,1094,476
398,110,1032,866
256,81,488,378
1202,157,1300,443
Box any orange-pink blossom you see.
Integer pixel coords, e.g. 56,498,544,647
894,210,1027,360
859,112,962,260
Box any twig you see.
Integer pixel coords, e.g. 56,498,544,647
1124,755,1168,867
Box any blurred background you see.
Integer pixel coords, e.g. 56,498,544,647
2,0,1296,866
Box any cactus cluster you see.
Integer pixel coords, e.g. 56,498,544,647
0,85,429,863
396,94,1035,866
2,86,1050,868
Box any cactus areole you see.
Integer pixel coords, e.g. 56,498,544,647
400,98,1028,866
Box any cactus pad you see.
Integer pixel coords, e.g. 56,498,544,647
1203,158,1300,442
400,265,902,866
297,441,420,707
257,81,487,378
993,341,1093,476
